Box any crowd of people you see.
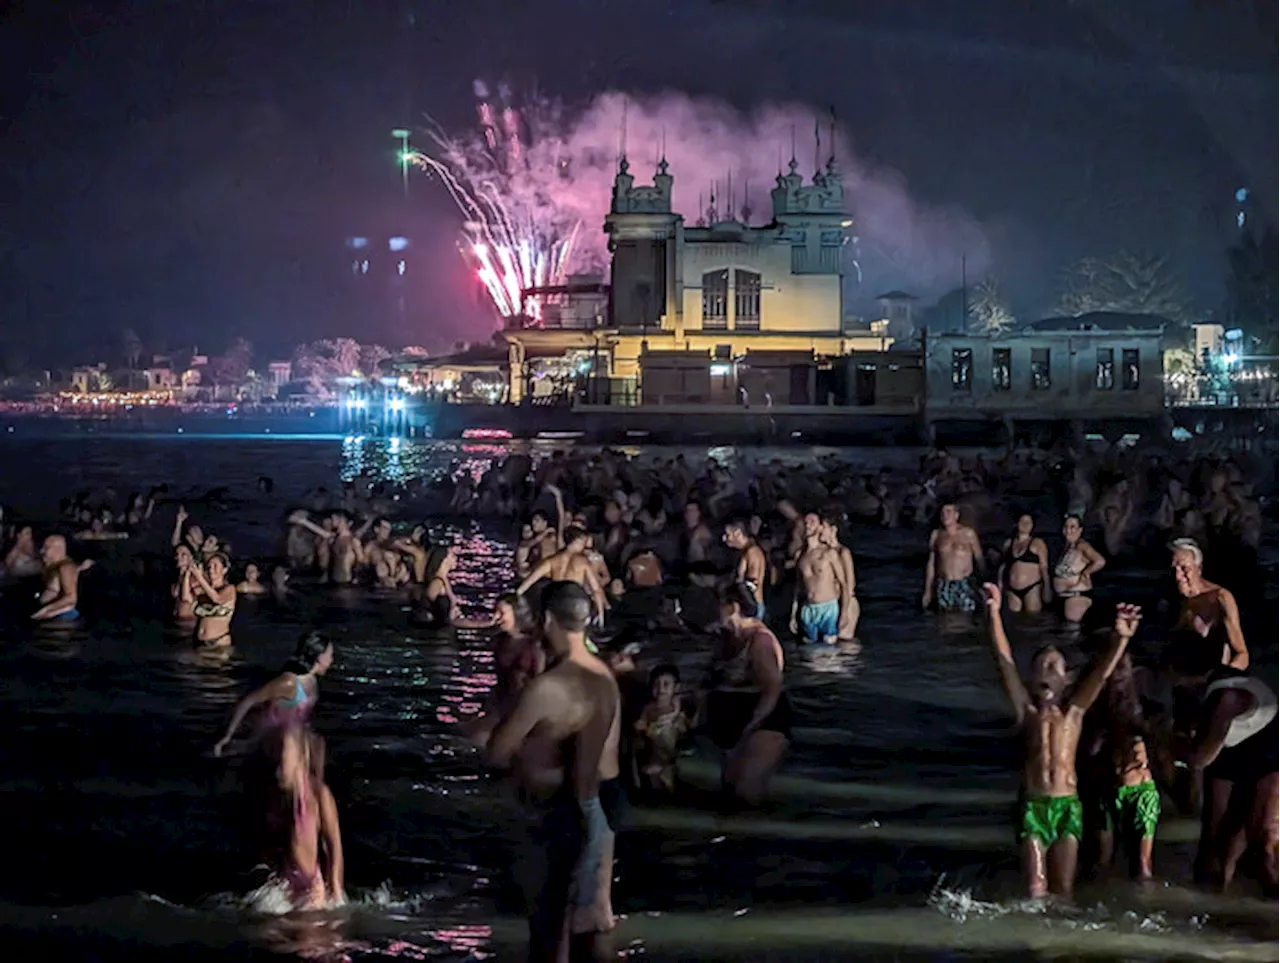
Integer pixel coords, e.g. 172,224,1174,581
0,439,1275,961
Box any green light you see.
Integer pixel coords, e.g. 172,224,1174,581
391,128,410,139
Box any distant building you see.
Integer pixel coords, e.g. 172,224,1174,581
925,312,1167,427
267,361,293,395
500,154,891,403
70,364,106,393
875,291,919,344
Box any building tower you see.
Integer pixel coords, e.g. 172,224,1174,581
603,155,680,331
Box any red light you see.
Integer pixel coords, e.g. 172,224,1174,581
461,427,512,440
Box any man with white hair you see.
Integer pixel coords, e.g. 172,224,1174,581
1171,538,1248,671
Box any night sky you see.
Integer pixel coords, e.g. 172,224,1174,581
1,0,1275,367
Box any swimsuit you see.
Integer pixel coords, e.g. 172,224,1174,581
1003,540,1042,602
934,577,980,613
707,625,792,749
799,598,840,642
1100,780,1161,841
51,608,80,622
1018,794,1083,847
1053,549,1091,598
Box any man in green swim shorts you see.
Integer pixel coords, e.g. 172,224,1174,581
984,583,1141,898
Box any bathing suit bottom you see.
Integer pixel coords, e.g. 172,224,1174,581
707,690,793,751
799,599,840,642
1018,794,1083,848
1099,780,1161,840
50,608,80,622
519,788,584,962
935,578,980,613
1006,581,1042,603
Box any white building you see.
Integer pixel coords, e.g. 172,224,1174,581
925,314,1167,424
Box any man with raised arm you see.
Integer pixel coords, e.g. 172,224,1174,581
983,582,1141,898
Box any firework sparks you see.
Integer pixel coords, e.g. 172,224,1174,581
409,85,581,322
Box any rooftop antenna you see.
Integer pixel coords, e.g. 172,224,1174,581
741,178,752,223
727,170,734,221
618,97,629,168
790,125,797,171
696,191,703,227
813,117,821,177
827,105,837,168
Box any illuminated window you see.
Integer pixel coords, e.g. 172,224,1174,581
702,269,728,329
992,347,1011,391
951,348,972,392
1122,348,1140,390
1030,348,1051,390
398,260,406,276
1096,348,1114,390
361,260,369,275
734,269,761,329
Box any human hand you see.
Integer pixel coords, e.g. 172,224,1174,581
920,591,932,611
1113,603,1142,639
981,582,1002,611
213,737,230,758
788,615,798,635
177,505,188,523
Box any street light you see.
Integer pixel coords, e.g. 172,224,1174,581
391,128,411,197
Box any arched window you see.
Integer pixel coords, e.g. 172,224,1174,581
734,269,761,329
702,269,728,329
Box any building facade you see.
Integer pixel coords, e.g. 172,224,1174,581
501,154,890,402
925,320,1166,424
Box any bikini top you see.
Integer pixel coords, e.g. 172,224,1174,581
193,598,234,618
1206,676,1278,747
1054,547,1083,580
1003,539,1040,566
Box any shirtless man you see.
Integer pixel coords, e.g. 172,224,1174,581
518,486,566,578
33,535,83,622
922,503,984,613
487,582,621,961
1171,538,1248,670
790,518,844,645
819,507,860,641
984,582,1140,898
517,527,608,625
681,501,716,586
723,517,768,619
366,518,426,584
327,512,366,585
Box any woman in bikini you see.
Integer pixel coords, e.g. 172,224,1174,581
409,546,460,631
998,514,1051,614
184,552,236,647
213,631,335,757
458,593,543,745
1052,514,1106,625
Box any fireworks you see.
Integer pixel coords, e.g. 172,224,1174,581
409,83,583,322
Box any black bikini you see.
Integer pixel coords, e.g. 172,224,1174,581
1003,540,1042,602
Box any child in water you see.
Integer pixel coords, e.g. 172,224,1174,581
634,664,688,794
236,562,267,596
1091,653,1160,881
255,727,345,912
983,583,1140,899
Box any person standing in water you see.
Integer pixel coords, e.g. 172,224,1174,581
723,517,768,619
1187,663,1277,892
997,514,1051,615
183,552,236,648
485,581,620,962
707,582,791,804
1052,514,1105,624
32,534,84,622
1171,538,1248,671
791,515,844,644
922,503,984,613
983,582,1140,899
820,507,860,641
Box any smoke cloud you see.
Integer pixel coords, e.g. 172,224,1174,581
427,88,991,314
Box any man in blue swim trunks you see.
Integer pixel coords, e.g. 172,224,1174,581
33,534,83,622
790,517,845,644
